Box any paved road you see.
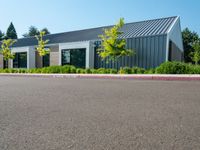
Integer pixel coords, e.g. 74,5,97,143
0,77,200,150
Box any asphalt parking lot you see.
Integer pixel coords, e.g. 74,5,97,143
0,76,200,150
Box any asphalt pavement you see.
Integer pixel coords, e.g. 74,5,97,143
0,76,200,150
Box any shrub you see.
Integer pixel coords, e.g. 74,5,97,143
109,69,118,74
1,62,200,74
132,67,146,74
76,68,86,74
90,69,98,74
119,67,132,74
96,68,109,74
85,68,92,74
155,62,190,74
144,69,155,74
187,64,200,74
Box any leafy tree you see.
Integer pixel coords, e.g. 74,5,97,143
190,40,200,65
0,30,5,41
23,26,50,37
41,28,50,35
182,28,199,63
35,31,50,56
6,22,18,39
98,18,134,62
23,26,39,37
0,39,16,60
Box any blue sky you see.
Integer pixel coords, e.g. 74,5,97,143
0,0,199,38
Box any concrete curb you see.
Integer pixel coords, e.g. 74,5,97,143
0,73,200,81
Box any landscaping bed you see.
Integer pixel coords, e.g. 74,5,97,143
1,62,200,74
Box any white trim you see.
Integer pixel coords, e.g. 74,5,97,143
166,34,169,61
166,16,179,34
11,47,35,69
167,17,184,52
59,41,94,68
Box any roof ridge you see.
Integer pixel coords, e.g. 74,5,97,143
18,16,178,40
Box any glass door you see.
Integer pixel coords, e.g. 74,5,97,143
13,52,27,68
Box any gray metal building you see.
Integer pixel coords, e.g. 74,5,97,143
0,16,183,69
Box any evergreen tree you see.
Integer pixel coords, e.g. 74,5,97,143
23,26,39,37
41,28,50,35
6,22,18,39
190,40,200,65
23,26,50,37
0,30,5,41
182,28,199,63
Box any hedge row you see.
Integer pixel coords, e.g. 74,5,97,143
0,62,200,74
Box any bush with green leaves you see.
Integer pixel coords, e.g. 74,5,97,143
119,67,146,74
155,62,190,74
1,62,200,74
76,68,86,74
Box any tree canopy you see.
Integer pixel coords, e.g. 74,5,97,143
35,31,50,56
23,26,39,37
190,40,200,65
0,39,16,60
23,26,50,37
98,18,134,61
182,28,199,63
41,28,50,35
6,22,18,39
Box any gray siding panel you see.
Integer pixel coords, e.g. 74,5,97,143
94,35,167,69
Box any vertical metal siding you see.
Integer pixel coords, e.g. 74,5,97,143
94,35,167,69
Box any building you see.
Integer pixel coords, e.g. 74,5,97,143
0,16,183,69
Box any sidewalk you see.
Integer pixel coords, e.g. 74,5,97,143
1,73,200,81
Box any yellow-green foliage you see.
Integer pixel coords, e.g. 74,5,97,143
35,31,50,56
98,18,134,61
0,39,16,60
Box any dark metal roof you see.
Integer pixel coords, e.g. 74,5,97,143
12,16,178,47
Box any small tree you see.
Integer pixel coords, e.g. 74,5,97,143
0,39,16,60
190,40,200,65
98,18,134,62
35,31,50,56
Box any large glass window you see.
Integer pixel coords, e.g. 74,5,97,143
43,54,50,67
13,52,27,68
62,48,86,68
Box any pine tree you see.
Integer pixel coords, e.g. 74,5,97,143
6,22,18,39
0,30,5,41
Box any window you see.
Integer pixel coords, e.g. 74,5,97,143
168,41,172,61
43,54,50,67
62,48,86,68
13,52,27,68
3,60,8,69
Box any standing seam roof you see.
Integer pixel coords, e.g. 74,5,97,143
12,16,178,47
